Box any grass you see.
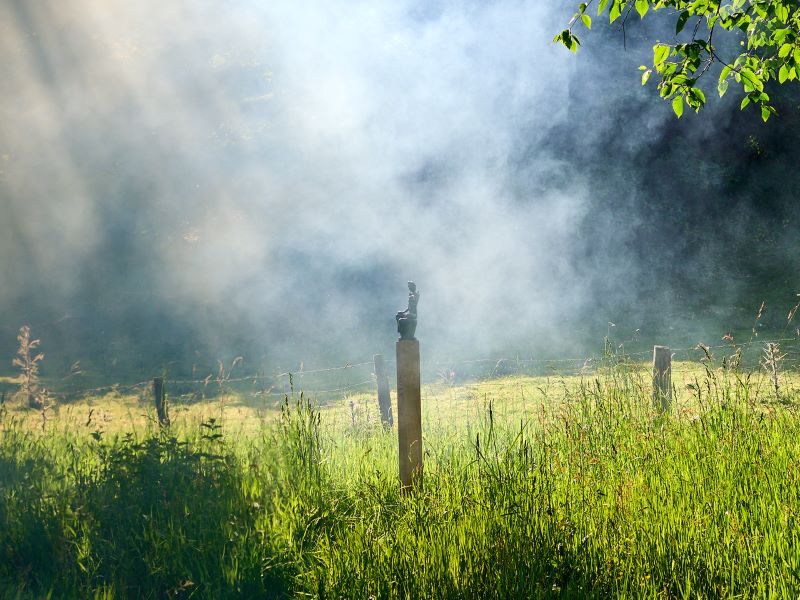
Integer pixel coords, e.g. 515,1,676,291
2,355,800,598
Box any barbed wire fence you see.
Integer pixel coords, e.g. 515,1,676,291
1,334,799,409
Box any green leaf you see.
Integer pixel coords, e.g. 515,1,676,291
774,28,791,44
676,11,690,34
653,44,671,68
718,78,729,96
692,88,706,105
581,14,592,29
794,48,800,66
598,0,610,15
720,65,732,82
642,69,652,85
741,96,750,109
672,95,684,118
779,64,789,83
761,105,770,122
779,43,792,58
635,0,649,19
739,68,763,91
610,0,622,23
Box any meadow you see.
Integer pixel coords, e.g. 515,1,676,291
2,344,800,598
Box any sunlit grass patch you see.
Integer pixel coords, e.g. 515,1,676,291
2,359,800,597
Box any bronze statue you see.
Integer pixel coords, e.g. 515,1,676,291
396,281,419,340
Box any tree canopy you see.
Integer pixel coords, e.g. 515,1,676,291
557,0,800,120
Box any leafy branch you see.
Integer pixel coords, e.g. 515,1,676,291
557,0,800,121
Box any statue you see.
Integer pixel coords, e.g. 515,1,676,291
396,281,420,340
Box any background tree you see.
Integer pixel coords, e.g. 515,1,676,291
558,0,800,120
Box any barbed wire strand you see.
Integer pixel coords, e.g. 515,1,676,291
7,336,800,400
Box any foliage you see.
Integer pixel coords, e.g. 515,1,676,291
557,0,800,120
0,417,293,598
2,362,800,597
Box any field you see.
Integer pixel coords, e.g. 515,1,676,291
2,349,800,598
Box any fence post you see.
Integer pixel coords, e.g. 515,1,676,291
374,354,393,429
652,346,671,412
153,377,170,427
396,339,422,491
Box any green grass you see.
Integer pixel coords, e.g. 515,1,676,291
2,358,800,598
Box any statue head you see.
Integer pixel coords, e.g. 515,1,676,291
408,281,417,293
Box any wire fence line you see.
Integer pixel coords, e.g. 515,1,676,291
167,361,374,385
423,337,800,367
3,336,800,402
40,378,377,402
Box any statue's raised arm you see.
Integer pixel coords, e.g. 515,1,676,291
396,281,419,340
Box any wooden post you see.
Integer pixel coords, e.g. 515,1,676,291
374,354,393,429
153,377,170,427
396,339,422,490
652,346,671,412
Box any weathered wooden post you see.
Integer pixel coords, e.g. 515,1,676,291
396,281,422,491
153,377,170,427
652,346,671,412
397,339,421,490
374,354,393,429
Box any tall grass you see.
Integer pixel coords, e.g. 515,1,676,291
1,361,800,598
